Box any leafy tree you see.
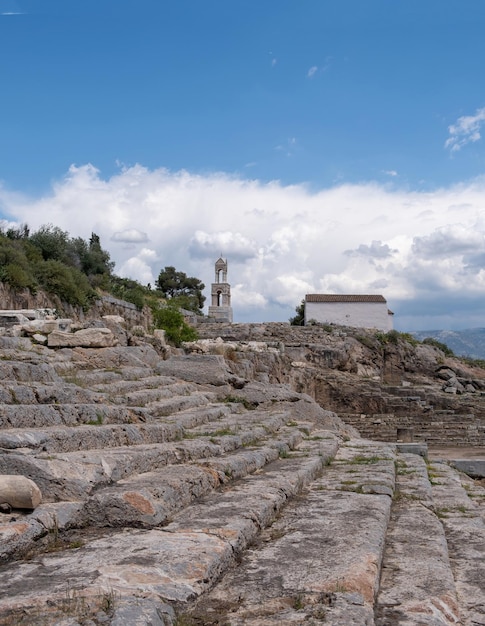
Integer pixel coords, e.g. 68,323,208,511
0,235,37,291
66,233,114,288
156,266,205,313
289,299,305,326
30,225,70,263
85,233,115,277
109,276,149,310
35,260,96,309
4,223,30,240
153,306,198,346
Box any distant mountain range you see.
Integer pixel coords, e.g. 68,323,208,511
412,328,485,361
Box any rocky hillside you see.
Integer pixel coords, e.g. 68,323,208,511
0,319,484,625
413,328,485,360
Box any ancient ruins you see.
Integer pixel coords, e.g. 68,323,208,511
0,304,484,625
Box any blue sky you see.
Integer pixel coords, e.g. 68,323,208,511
1,1,485,330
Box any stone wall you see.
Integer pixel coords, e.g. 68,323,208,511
0,285,153,329
340,411,485,447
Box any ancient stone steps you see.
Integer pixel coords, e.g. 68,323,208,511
176,438,395,625
0,357,61,383
375,453,461,625
83,439,303,528
0,381,221,429
428,461,485,625
0,435,339,624
0,404,232,452
0,409,297,501
61,367,158,387
0,402,145,429
0,400,299,456
0,380,97,405
0,427,303,562
112,381,201,406
340,410,485,448
0,427,307,561
2,328,484,624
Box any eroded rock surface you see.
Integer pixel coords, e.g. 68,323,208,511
0,322,484,625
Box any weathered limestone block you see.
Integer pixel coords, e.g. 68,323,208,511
153,328,167,344
155,354,233,386
21,318,72,335
47,327,117,348
99,315,129,346
71,344,161,369
32,333,48,344
0,475,42,509
102,315,125,324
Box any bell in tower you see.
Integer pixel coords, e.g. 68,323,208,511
208,257,233,322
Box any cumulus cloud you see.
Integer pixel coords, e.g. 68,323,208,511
111,229,149,243
2,163,485,329
189,230,258,261
344,240,397,259
445,107,485,152
117,257,154,285
412,225,484,258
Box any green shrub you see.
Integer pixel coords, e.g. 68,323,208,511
0,237,37,291
422,337,454,356
153,306,198,346
35,260,96,309
375,330,418,347
109,276,151,310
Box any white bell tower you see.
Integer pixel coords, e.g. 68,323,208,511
208,257,233,322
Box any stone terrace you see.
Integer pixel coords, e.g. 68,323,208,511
0,325,484,625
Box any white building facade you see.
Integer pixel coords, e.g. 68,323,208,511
304,294,393,331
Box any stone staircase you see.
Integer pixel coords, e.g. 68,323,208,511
0,336,484,625
317,371,485,448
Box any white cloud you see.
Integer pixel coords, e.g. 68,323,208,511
445,107,485,152
383,170,398,177
189,230,258,261
111,229,149,243
307,65,318,78
2,163,485,329
117,257,154,285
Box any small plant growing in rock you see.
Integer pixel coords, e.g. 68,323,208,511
293,593,305,610
87,412,104,426
223,395,255,410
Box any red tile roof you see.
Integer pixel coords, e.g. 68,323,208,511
305,294,387,303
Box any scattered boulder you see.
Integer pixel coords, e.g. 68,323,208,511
155,354,234,387
0,475,42,509
47,328,117,348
